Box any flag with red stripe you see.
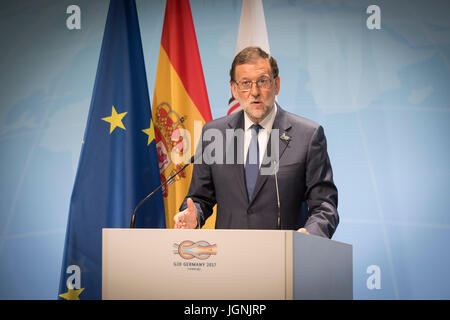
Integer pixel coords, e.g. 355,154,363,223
152,0,214,228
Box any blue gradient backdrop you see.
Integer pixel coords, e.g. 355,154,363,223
0,0,449,299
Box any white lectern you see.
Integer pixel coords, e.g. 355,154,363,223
102,229,352,300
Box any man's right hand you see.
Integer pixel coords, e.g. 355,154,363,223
173,198,198,229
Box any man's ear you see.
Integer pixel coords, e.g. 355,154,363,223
274,76,280,95
230,81,238,100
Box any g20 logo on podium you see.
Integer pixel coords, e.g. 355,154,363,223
173,240,217,260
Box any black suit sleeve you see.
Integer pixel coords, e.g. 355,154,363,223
303,125,339,238
179,126,216,228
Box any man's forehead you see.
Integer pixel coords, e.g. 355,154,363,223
235,58,272,78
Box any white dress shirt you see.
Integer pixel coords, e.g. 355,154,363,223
243,103,277,168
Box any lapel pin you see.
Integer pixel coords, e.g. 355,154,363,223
280,132,291,142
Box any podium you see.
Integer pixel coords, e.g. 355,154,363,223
102,229,352,300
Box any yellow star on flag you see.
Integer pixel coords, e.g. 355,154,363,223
58,288,85,300
142,121,156,146
102,105,127,134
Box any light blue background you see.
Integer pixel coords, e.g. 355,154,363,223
0,0,449,299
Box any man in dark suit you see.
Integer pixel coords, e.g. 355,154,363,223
174,47,338,239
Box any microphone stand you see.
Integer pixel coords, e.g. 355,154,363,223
130,155,195,228
273,160,281,229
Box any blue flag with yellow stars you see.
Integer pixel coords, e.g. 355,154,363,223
58,0,166,300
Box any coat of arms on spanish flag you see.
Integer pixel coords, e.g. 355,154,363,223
152,0,214,229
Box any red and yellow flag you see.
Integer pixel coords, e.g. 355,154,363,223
152,0,214,229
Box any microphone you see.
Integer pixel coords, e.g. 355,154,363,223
273,160,281,229
129,155,195,228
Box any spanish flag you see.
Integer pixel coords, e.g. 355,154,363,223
152,0,214,229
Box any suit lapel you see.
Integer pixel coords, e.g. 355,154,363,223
226,111,249,203
250,105,292,205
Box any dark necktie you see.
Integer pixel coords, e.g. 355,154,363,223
245,124,261,201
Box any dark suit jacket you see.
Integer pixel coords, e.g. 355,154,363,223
180,105,339,238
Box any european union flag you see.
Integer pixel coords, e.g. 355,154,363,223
58,0,165,300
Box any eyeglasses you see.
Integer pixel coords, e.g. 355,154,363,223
234,76,275,91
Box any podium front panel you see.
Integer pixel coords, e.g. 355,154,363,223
102,229,288,300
